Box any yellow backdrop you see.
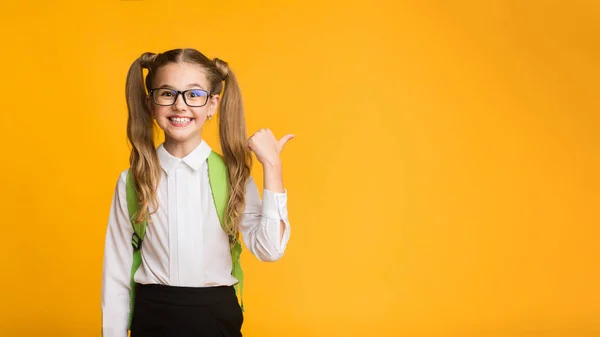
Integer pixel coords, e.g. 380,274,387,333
0,0,598,336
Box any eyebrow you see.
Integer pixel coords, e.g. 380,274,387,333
157,83,207,90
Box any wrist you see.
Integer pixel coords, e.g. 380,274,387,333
262,159,284,193
261,157,282,170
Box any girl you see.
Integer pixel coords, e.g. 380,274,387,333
101,48,293,337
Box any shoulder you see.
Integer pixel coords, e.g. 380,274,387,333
207,150,225,165
112,168,130,194
118,168,130,185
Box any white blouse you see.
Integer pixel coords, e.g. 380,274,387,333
101,140,291,337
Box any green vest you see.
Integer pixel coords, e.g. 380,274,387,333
124,151,244,329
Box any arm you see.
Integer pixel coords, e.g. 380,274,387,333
101,172,134,337
262,159,287,241
239,176,291,262
241,128,294,261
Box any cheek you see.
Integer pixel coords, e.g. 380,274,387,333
191,107,209,119
153,106,171,118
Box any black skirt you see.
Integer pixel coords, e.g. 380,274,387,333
130,283,244,337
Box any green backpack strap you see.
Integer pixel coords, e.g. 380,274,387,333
125,171,146,330
207,151,244,311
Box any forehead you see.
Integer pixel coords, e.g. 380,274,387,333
152,62,209,88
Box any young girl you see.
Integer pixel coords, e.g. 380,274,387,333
101,48,293,337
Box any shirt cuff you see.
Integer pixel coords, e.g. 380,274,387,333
261,189,288,220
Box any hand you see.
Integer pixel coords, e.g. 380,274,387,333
247,128,294,167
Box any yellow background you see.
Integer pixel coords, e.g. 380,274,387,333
0,0,598,336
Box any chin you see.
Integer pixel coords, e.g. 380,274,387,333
165,131,201,144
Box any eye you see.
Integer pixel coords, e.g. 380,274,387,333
188,89,207,98
155,88,176,97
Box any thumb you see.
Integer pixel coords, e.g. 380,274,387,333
279,134,295,149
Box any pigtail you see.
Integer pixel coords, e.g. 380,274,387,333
213,58,252,246
125,52,162,223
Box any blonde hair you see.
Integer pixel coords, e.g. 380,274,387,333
124,48,252,246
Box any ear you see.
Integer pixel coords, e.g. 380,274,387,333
208,94,221,117
146,95,155,116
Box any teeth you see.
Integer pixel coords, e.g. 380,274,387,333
170,117,191,124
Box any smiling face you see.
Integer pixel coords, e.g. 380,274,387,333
147,62,220,149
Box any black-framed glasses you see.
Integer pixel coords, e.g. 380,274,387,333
149,88,211,107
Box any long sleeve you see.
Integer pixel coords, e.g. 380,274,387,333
101,171,134,337
240,177,291,262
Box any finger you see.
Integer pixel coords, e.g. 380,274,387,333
279,134,295,148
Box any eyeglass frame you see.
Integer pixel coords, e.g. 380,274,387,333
148,88,214,107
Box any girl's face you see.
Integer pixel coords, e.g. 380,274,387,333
147,62,219,147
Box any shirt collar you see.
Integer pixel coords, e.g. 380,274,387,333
157,140,212,175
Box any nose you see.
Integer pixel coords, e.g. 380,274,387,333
173,92,188,110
